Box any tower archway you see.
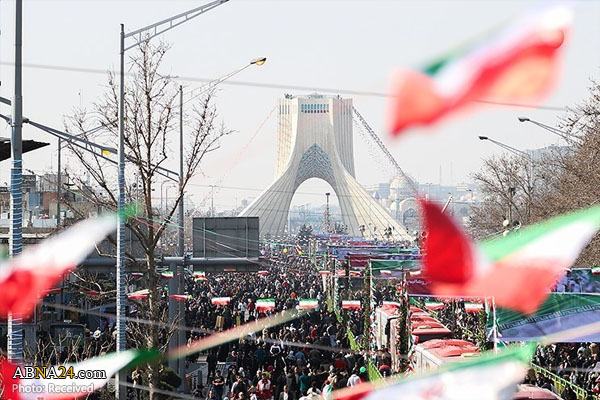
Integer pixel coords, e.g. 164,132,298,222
240,94,411,240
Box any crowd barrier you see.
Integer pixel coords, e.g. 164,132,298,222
333,306,383,381
531,363,592,400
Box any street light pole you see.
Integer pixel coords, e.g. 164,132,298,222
57,138,61,227
518,117,583,145
177,84,186,387
115,23,127,400
8,0,24,364
478,136,532,161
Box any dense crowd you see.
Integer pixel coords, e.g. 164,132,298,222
25,244,600,400
181,252,372,400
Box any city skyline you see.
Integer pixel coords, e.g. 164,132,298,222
0,1,598,212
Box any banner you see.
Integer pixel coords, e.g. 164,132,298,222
553,268,600,293
489,293,600,342
370,259,420,277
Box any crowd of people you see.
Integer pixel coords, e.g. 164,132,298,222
181,251,372,400
20,242,600,400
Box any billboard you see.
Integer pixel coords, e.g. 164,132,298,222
488,293,600,342
193,217,259,258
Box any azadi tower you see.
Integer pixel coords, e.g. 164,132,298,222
240,94,411,240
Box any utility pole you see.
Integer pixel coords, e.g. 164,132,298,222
8,0,24,364
115,4,230,396
115,23,127,400
177,84,185,388
57,138,61,226
211,185,215,217
325,192,331,233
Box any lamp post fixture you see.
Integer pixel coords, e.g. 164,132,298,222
478,135,532,161
518,117,583,145
115,2,229,397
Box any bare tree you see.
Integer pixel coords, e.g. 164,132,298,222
471,80,600,265
63,40,232,396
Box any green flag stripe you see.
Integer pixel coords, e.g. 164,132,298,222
480,204,600,261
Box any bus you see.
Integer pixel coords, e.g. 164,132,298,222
410,339,479,373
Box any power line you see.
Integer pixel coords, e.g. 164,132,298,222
0,61,567,111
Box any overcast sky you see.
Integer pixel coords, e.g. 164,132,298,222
0,0,599,211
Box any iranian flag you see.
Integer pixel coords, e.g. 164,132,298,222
592,266,600,275
387,5,572,135
80,290,100,297
0,349,158,400
333,345,532,400
256,298,276,312
193,271,206,280
41,288,62,296
258,270,269,277
211,297,231,306
299,299,318,310
382,301,401,309
0,214,116,317
161,271,174,279
342,300,361,310
127,289,149,300
464,302,484,313
425,301,445,311
422,199,600,314
170,294,190,302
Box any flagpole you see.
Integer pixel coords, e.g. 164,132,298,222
492,296,498,354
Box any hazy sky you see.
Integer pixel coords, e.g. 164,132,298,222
0,0,599,212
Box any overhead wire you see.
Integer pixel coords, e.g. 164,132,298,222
0,61,568,111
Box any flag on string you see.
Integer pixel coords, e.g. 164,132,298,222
161,271,174,279
80,290,100,297
424,301,445,311
299,298,319,310
333,344,533,400
211,297,231,306
387,5,572,135
256,298,276,312
0,214,116,317
342,300,361,310
296,245,303,255
169,294,190,302
382,301,401,309
41,288,62,296
422,199,600,314
0,349,158,400
127,289,149,300
464,302,484,313
193,271,206,281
